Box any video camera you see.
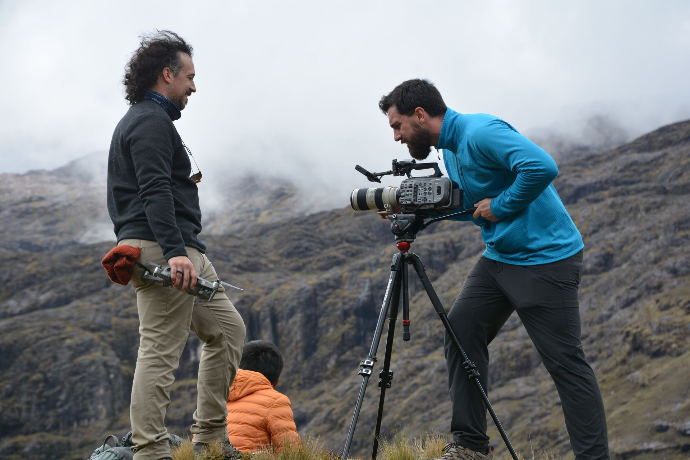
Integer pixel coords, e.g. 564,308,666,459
350,159,463,217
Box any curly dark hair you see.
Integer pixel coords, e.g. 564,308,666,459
123,30,193,105
379,78,447,117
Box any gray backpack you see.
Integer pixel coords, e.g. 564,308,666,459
88,431,184,460
87,434,133,460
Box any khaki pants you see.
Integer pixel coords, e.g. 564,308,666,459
120,239,246,460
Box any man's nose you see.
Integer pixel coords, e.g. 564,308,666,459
394,131,401,142
190,82,197,92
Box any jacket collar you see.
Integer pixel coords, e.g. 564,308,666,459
143,90,182,121
436,108,464,151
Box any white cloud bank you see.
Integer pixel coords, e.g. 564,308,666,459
1,0,689,202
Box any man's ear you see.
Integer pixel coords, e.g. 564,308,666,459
161,67,173,85
414,107,426,124
272,377,279,388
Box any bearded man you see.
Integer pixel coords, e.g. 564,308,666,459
107,30,245,460
378,79,609,460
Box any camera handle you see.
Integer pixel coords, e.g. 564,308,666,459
340,239,519,460
355,160,443,183
419,207,477,231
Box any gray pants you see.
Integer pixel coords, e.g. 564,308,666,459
121,239,246,460
445,251,609,459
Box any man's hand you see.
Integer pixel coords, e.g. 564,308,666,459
168,255,198,292
473,198,499,222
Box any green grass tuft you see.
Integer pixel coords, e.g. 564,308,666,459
170,435,559,460
171,438,339,460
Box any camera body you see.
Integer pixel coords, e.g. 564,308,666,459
398,175,462,214
351,160,463,217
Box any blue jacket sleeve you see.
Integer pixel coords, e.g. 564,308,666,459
472,120,558,220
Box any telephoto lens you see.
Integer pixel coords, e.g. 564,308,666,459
350,186,400,212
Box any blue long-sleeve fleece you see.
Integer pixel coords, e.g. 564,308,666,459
438,108,583,265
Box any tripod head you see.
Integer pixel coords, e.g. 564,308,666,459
388,214,423,245
388,207,477,246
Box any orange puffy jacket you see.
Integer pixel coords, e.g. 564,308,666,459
226,369,300,452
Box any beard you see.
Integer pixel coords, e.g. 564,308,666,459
170,92,189,110
406,122,432,160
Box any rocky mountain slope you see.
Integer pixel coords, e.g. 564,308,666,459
0,120,689,460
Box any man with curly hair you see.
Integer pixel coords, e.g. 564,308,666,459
107,30,245,460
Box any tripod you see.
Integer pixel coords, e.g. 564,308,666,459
341,212,519,460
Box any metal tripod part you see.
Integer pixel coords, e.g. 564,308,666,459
341,252,404,460
340,214,519,460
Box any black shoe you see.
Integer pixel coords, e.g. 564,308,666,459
192,440,242,459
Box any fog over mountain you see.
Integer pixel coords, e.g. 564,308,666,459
17,111,638,253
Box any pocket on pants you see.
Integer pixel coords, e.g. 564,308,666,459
124,239,165,289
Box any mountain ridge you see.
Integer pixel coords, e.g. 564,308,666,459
0,119,689,460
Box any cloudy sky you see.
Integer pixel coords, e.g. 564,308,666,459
1,1,689,197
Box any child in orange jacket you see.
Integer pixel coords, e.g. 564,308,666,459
226,340,300,452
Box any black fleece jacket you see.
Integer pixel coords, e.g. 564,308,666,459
107,100,205,260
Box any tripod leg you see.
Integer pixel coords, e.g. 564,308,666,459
341,253,404,460
407,254,519,460
371,256,405,460
402,255,410,341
